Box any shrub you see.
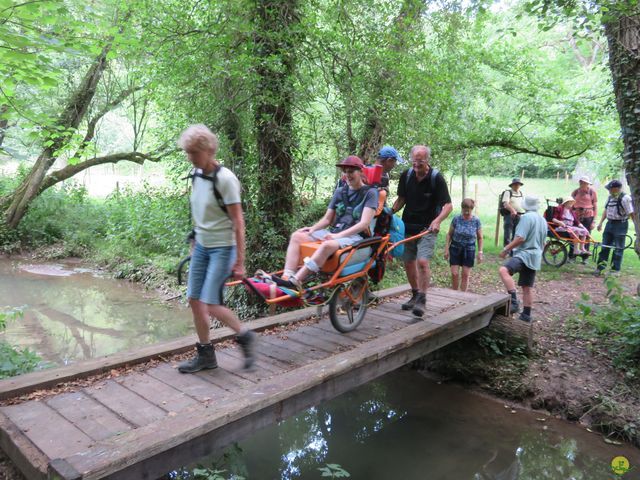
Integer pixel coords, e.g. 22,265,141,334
576,276,640,379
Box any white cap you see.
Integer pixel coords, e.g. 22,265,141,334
578,175,592,185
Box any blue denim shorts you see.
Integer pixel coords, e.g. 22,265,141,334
187,242,236,305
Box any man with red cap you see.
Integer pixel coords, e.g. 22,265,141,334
276,156,379,289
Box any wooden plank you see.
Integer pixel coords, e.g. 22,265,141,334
251,336,324,367
117,373,200,413
0,412,48,480
0,286,411,401
0,402,93,460
84,381,166,427
302,323,369,347
201,351,276,384
214,348,287,375
280,330,354,355
257,335,329,360
52,294,506,480
146,364,236,401
46,391,133,441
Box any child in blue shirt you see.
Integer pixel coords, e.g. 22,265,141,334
444,198,483,291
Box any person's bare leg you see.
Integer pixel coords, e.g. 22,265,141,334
189,299,213,343
284,230,313,272
499,266,516,291
450,265,459,290
208,304,243,332
404,260,418,290
295,240,339,282
416,259,431,292
461,266,472,292
522,286,533,308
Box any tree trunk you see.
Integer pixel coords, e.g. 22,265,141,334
0,105,8,148
605,15,640,257
357,0,426,163
1,46,111,229
254,0,300,239
461,150,468,199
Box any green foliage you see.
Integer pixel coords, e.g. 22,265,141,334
576,276,640,378
191,469,244,480
318,464,351,478
0,308,40,378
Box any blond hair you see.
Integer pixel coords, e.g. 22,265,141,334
177,124,219,154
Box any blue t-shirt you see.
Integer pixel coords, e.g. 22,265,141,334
513,211,548,270
451,215,481,246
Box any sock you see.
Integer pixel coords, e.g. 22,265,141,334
523,306,532,316
508,289,517,301
238,327,248,336
283,269,296,280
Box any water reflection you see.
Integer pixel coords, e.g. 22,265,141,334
173,371,639,480
0,258,193,365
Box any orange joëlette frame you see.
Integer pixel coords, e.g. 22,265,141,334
546,221,597,246
225,229,435,306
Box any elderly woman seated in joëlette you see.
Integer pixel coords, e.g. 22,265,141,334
551,197,591,256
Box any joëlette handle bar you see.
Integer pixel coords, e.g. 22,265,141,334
385,228,434,256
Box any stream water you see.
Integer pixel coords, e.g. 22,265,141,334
175,371,640,480
0,257,192,366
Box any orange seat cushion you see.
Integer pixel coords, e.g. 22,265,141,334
299,241,342,272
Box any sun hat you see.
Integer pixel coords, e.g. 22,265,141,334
336,155,364,170
522,196,540,211
377,145,406,164
561,197,576,205
605,179,623,190
578,175,592,185
509,177,524,187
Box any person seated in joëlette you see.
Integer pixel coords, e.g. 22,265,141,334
275,156,379,290
551,197,591,256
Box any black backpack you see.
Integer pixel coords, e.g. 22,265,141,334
498,189,512,215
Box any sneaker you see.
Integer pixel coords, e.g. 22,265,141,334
411,292,427,317
519,312,532,322
236,331,257,369
401,289,419,311
178,342,218,373
509,297,520,315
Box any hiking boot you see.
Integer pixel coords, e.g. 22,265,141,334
236,330,257,369
411,292,427,317
178,342,218,373
401,289,419,311
519,312,532,323
509,297,520,315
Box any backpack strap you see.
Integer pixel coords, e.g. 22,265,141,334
187,167,229,216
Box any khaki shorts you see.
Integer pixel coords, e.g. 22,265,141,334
403,233,437,261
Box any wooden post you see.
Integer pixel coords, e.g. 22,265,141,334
494,210,501,246
449,174,453,195
461,151,468,200
474,183,478,216
556,171,560,180
520,169,525,180
565,171,569,184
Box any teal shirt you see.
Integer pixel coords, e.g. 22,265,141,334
513,211,547,270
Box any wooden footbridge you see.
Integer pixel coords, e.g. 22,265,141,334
0,286,508,480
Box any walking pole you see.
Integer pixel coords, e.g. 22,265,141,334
494,209,501,246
